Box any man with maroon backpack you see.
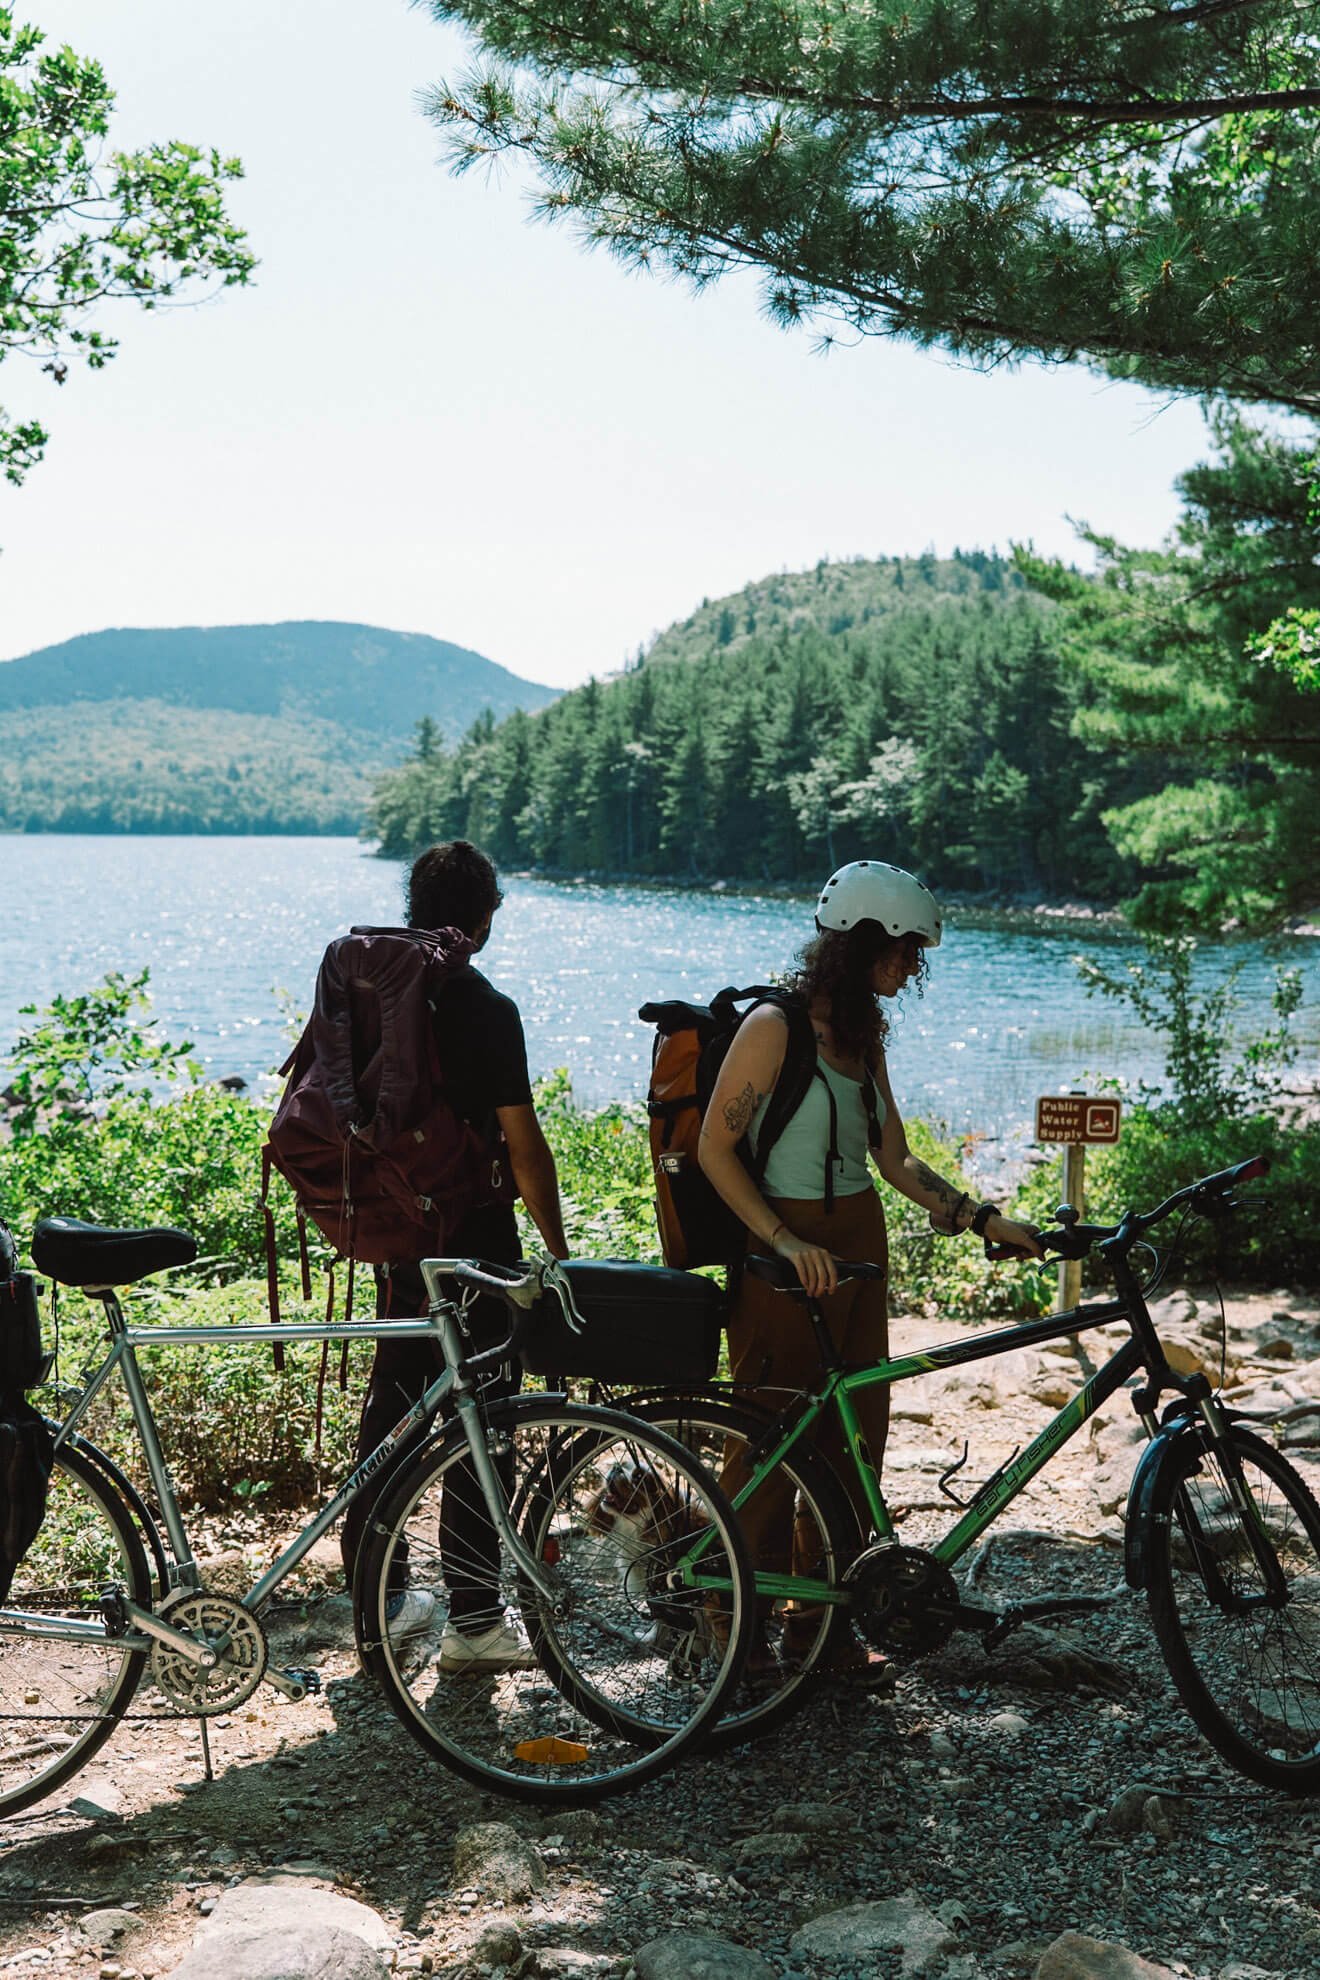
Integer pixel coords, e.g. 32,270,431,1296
339,840,569,1669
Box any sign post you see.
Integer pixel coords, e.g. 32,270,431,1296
1033,1095,1122,1314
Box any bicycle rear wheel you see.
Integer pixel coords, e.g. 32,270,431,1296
618,1390,861,1748
1146,1423,1320,1792
0,1439,151,1818
356,1398,752,1800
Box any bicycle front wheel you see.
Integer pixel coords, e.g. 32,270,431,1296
356,1399,752,1801
1146,1424,1320,1792
0,1439,151,1818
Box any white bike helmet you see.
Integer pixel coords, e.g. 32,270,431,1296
816,861,943,947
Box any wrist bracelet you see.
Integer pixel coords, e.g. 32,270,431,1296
970,1202,1000,1238
767,1221,788,1249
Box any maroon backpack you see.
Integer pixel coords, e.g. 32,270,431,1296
262,925,511,1311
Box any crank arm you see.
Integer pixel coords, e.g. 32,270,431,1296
111,1599,218,1668
979,1590,1125,1650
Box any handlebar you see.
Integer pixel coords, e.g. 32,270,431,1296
1036,1153,1270,1264
418,1255,587,1380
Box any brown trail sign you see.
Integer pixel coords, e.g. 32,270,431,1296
1035,1095,1122,1145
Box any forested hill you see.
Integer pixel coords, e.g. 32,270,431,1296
0,622,557,833
645,549,1029,666
368,549,1164,902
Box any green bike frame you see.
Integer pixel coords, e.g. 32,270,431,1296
695,1296,1147,1607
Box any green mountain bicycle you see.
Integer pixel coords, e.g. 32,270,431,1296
620,1156,1320,1792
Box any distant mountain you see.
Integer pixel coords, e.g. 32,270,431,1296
0,621,558,833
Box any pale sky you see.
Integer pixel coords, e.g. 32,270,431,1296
1,0,1212,690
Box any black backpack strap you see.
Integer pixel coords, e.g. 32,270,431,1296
815,1067,840,1212
746,992,817,1184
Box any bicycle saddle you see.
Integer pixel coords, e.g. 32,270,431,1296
744,1254,886,1294
30,1218,198,1288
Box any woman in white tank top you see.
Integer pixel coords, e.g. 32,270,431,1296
698,861,1041,1682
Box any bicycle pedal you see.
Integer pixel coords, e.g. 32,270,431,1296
266,1665,322,1701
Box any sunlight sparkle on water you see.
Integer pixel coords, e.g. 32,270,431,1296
0,838,1316,1146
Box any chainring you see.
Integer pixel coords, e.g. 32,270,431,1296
150,1593,268,1713
845,1544,962,1657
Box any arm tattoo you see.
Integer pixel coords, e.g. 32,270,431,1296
722,1082,761,1137
910,1158,959,1219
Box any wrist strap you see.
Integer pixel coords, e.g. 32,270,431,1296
971,1202,999,1238
768,1220,788,1249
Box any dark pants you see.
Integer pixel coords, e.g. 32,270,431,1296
340,1201,522,1626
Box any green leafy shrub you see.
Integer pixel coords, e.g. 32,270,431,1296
1077,1111,1316,1285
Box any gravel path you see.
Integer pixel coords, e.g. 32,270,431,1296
1,1287,1318,1980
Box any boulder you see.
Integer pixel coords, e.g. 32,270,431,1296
790,1892,955,1975
1035,1931,1179,1980
631,1930,778,1979
166,1882,392,1980
168,1924,389,1980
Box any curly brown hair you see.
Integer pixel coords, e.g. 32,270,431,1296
786,924,929,1064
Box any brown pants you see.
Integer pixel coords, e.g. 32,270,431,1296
724,1188,890,1582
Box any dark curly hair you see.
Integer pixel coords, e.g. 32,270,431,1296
786,922,929,1065
407,840,503,937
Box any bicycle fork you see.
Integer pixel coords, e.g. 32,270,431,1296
1174,1388,1290,1612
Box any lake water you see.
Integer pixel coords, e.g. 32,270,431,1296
1,838,1316,1160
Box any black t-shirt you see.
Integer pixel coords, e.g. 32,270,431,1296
434,965,532,1137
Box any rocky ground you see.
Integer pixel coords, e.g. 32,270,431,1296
2,1285,1319,1980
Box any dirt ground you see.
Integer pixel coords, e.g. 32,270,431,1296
2,1283,1319,1979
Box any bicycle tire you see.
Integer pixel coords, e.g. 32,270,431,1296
618,1390,861,1748
356,1398,753,1801
1146,1423,1320,1792
0,1438,151,1818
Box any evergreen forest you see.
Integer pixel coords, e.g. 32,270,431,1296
367,551,1160,902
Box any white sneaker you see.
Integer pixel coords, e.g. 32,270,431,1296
386,1589,437,1639
438,1618,538,1674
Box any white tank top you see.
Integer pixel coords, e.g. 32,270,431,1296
748,1058,883,1201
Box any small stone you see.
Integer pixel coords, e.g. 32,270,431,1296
79,1912,143,1952
734,1832,816,1868
453,1823,547,1902
987,1709,1031,1737
766,1802,854,1835
928,1731,958,1760
475,1924,523,1966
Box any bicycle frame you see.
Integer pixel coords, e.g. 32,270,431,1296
2,1286,561,1659
686,1261,1207,1609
